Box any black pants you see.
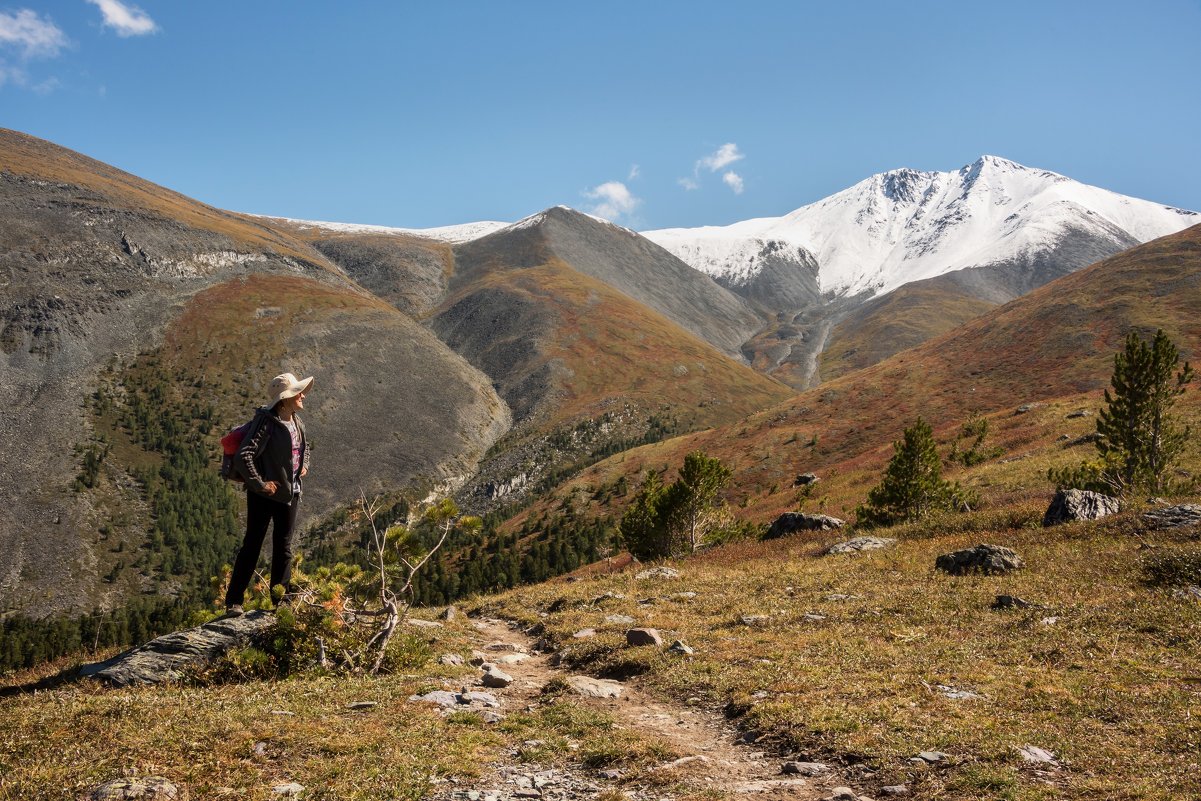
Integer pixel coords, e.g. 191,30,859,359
225,490,298,606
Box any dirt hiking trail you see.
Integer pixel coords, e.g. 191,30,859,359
427,617,870,801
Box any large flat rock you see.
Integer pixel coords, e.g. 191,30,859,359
79,611,276,686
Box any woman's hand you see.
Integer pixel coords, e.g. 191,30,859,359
262,481,279,495
300,467,308,478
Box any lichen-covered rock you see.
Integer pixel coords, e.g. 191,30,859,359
824,536,896,555
635,566,679,580
1042,489,1121,526
87,777,183,800
936,544,1024,575
764,512,846,539
78,612,275,686
1142,504,1201,529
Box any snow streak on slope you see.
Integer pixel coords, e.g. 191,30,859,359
251,215,510,243
644,156,1200,298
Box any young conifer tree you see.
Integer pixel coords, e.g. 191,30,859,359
856,417,965,527
1096,329,1194,494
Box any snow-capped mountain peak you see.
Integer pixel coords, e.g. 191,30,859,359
644,156,1198,299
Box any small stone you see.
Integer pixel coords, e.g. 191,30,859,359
636,566,680,580
441,605,459,621
484,642,525,652
827,788,857,801
880,786,909,796
824,593,852,601
269,710,294,716
481,667,513,688
598,768,624,780
1040,616,1061,625
572,628,596,639
513,791,541,799
1017,744,1058,764
668,640,694,655
670,592,697,600
916,751,946,763
606,614,636,625
253,741,268,756
1066,409,1091,419
492,653,528,664
992,595,1034,609
89,777,181,800
637,597,656,605
626,628,663,647
272,783,305,797
459,691,501,707
468,651,489,666
407,618,443,629
781,761,829,776
1172,585,1201,601
935,685,982,700
410,690,460,707
439,653,465,666
1015,403,1042,414
794,473,820,486
567,676,624,698
802,613,826,623
740,614,770,627
481,710,505,724
346,701,377,710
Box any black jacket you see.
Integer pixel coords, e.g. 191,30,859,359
238,407,310,504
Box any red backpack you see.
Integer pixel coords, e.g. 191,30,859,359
219,411,268,483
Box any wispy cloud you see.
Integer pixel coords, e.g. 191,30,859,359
627,164,640,181
0,9,68,58
87,0,158,37
697,143,744,173
583,180,641,222
0,9,67,91
680,142,747,193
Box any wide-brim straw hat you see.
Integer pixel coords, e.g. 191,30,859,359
268,372,314,406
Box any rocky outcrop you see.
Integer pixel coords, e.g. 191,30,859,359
79,612,275,686
1043,489,1121,526
935,544,1024,576
764,512,846,539
1142,504,1201,529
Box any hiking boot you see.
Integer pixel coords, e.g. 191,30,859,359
225,604,244,618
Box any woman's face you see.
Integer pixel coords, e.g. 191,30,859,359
282,390,305,413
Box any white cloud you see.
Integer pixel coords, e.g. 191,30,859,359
87,0,158,37
0,9,68,58
677,177,699,191
722,171,745,195
697,143,744,173
628,164,640,181
583,180,641,222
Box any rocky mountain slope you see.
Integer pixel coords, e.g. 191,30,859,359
0,130,510,616
645,156,1198,386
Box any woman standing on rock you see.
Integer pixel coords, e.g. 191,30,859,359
225,372,313,616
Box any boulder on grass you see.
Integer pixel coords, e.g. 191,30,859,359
764,512,846,539
936,544,1023,576
824,536,895,555
1043,489,1120,527
1142,504,1201,529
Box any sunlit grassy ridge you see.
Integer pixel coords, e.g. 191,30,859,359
0,129,329,268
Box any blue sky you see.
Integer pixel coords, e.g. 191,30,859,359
3,1,1200,229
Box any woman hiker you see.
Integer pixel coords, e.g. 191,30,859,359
225,372,313,616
